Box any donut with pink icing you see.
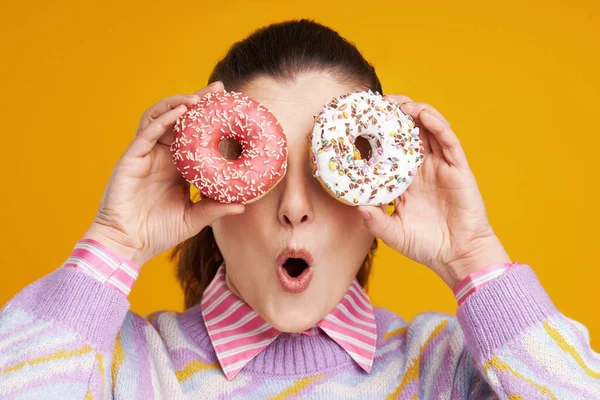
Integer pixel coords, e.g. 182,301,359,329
171,90,288,204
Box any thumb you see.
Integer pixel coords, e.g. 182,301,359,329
184,198,245,235
357,205,403,250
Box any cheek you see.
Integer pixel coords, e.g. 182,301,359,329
212,214,243,243
213,202,268,237
329,204,368,235
211,201,278,266
325,204,374,260
211,212,253,263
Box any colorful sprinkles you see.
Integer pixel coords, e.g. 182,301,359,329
310,90,424,206
171,91,288,204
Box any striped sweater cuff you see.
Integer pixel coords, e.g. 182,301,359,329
453,261,520,306
62,238,141,297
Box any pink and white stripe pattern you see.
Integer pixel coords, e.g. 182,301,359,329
454,261,520,306
201,266,377,380
62,238,141,297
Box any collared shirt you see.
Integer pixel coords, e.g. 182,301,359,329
201,265,378,380
63,238,517,379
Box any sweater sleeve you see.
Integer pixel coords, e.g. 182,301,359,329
455,263,600,399
63,238,142,298
0,248,135,399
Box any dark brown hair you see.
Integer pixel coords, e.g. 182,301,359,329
171,19,382,309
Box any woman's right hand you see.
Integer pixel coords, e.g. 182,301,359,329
82,81,245,267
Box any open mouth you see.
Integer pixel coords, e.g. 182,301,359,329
276,247,314,293
282,258,309,278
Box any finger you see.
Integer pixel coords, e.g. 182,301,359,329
384,95,432,154
194,80,224,96
357,205,403,250
384,94,414,105
418,109,468,169
184,198,245,235
413,119,433,155
384,94,450,127
125,104,188,158
400,102,450,127
136,94,202,135
427,130,443,157
157,81,225,147
399,102,450,159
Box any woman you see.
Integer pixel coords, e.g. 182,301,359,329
1,19,598,399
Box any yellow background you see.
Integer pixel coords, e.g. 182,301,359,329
1,1,599,349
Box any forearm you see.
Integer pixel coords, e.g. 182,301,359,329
0,255,132,398
456,264,600,399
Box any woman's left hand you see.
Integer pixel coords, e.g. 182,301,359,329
357,95,511,290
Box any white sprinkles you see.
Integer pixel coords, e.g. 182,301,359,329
171,90,288,204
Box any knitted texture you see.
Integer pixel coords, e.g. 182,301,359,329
200,265,378,380
1,264,599,399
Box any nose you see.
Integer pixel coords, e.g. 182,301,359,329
277,157,314,228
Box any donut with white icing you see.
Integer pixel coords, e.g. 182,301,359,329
171,90,288,204
309,90,424,206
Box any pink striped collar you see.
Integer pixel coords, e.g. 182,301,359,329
201,266,378,380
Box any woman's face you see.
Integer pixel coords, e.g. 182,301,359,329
212,72,375,333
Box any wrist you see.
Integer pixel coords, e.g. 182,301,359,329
82,223,145,267
445,235,511,290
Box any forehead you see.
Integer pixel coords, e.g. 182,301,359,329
240,72,361,144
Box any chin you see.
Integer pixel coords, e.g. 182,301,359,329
264,303,321,333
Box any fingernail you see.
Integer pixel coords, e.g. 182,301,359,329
196,81,219,94
229,204,245,214
385,94,413,102
400,103,415,113
357,207,371,221
209,80,223,90
177,104,187,112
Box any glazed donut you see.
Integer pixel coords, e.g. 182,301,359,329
309,90,424,206
171,90,288,204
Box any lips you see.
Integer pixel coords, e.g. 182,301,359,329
276,247,314,294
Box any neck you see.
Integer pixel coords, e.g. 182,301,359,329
178,303,390,377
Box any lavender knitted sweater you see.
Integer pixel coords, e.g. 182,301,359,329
1,263,598,399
